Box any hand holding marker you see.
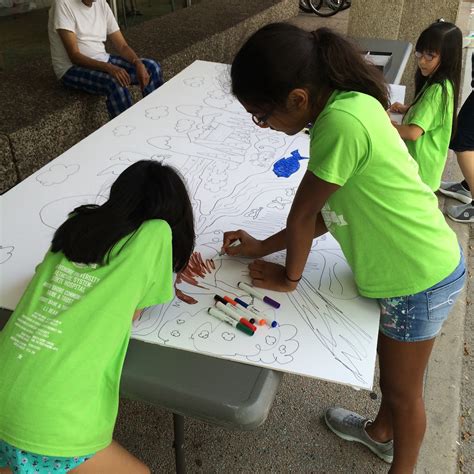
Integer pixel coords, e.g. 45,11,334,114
219,238,241,256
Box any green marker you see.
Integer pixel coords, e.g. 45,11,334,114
208,307,254,336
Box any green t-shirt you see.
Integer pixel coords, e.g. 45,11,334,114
0,219,173,456
403,81,454,191
308,90,459,298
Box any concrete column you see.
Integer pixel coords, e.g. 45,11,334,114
348,0,405,40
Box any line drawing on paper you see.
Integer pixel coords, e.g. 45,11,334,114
2,61,379,389
0,246,14,264
36,164,80,186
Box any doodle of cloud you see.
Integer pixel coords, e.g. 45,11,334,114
36,164,80,186
175,119,195,133
198,330,210,339
184,76,204,87
170,330,181,338
0,246,14,264
40,194,107,230
145,106,169,120
113,125,135,136
250,324,299,365
222,331,235,342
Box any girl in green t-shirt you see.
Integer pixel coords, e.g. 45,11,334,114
221,23,465,473
0,160,195,474
390,21,462,191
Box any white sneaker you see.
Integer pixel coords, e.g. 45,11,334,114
324,407,393,463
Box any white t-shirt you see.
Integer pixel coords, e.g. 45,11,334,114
48,0,120,79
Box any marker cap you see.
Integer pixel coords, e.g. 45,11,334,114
263,296,280,309
236,322,254,336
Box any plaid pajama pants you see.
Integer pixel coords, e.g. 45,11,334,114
61,55,164,118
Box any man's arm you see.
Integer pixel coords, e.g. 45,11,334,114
57,29,131,87
108,30,150,89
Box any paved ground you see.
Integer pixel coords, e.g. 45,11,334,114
113,6,474,473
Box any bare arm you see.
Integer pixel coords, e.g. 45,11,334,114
108,30,140,66
57,29,131,87
284,171,339,284
224,172,338,292
392,123,424,141
222,211,328,258
58,29,111,72
109,30,150,89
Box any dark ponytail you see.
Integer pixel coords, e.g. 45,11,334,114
51,160,195,272
231,23,389,112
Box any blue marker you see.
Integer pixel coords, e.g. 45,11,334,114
235,297,278,328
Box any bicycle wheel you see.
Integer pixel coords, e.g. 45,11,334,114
326,0,344,10
299,0,315,13
309,0,346,17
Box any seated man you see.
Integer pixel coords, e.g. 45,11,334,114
48,0,163,118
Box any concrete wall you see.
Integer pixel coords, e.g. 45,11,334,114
0,0,298,194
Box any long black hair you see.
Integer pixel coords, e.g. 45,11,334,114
51,160,195,272
412,21,462,134
231,23,389,113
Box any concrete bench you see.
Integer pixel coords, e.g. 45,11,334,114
0,0,298,194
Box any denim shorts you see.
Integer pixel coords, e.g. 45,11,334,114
378,251,466,342
0,440,94,473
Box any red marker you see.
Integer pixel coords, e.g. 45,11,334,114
222,295,258,324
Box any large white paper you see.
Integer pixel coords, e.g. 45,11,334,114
0,61,379,389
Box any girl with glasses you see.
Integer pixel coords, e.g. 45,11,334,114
389,21,462,191
221,23,465,473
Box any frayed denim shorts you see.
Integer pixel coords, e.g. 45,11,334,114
0,440,94,473
378,250,466,342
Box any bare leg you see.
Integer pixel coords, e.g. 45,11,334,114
0,468,12,474
71,440,150,474
456,150,474,193
366,332,436,473
366,373,394,443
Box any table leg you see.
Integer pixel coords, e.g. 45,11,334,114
173,413,186,474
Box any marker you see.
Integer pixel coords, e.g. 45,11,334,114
208,307,254,336
214,295,256,329
234,297,278,327
238,281,281,309
223,295,258,325
215,302,256,332
219,239,241,256
214,295,257,331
